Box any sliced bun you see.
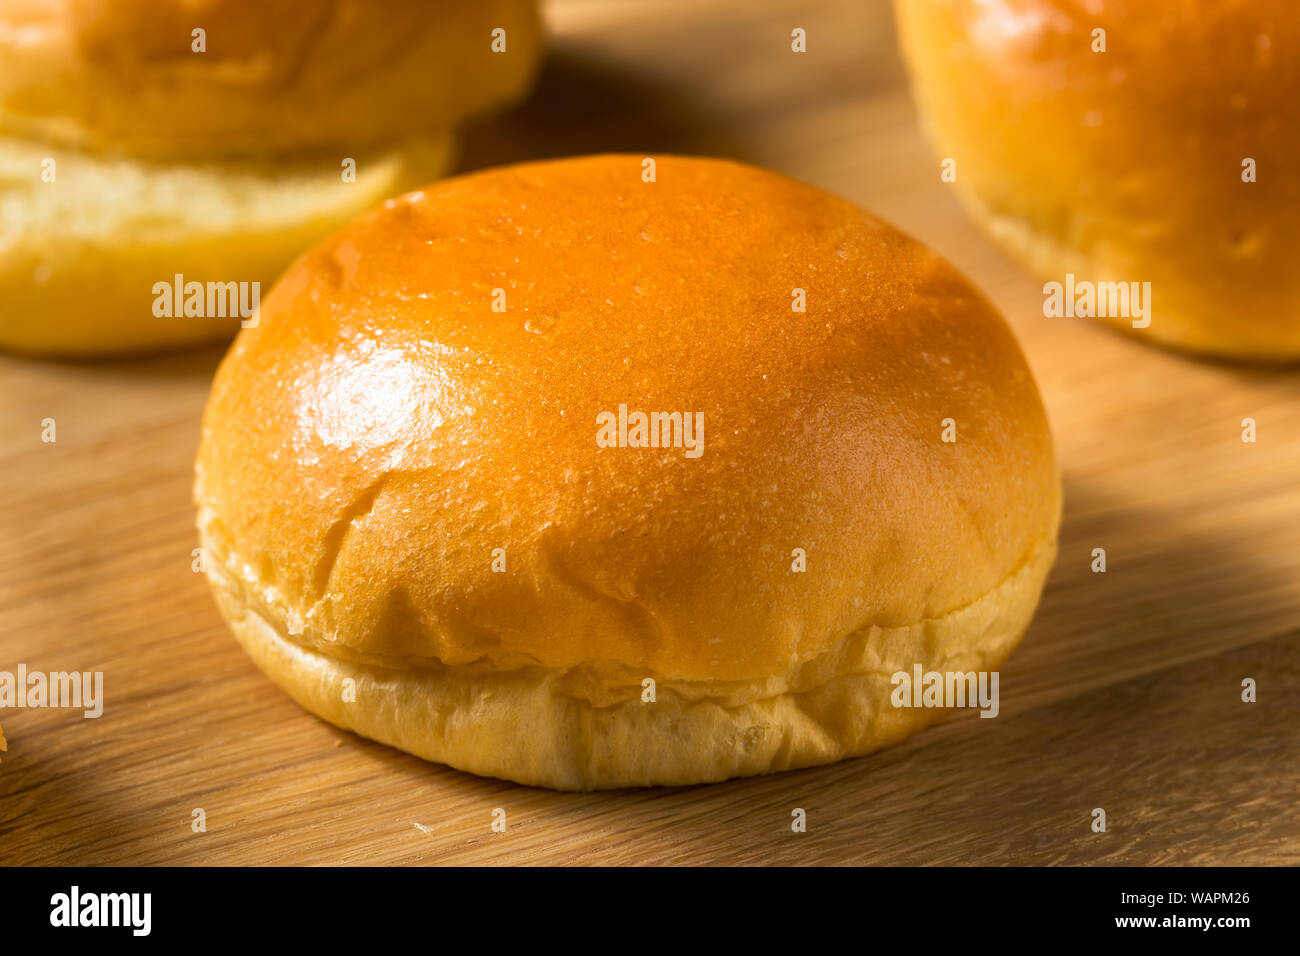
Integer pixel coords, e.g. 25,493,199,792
0,0,540,355
0,134,453,355
196,155,1061,789
0,0,542,159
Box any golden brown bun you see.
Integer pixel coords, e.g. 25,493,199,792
0,0,542,159
195,155,1061,789
0,0,539,356
895,0,1300,359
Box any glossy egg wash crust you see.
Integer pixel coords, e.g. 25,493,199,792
195,155,1062,789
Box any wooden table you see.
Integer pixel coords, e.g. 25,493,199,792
2,0,1296,866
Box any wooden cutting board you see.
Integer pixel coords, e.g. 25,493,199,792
2,0,1297,866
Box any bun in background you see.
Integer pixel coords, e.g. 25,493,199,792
895,0,1300,359
0,0,542,355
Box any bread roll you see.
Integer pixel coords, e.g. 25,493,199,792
195,155,1061,790
0,0,542,159
894,0,1300,359
0,0,540,356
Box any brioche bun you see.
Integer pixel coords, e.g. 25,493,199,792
0,0,540,356
894,0,1300,359
0,0,542,160
195,155,1061,789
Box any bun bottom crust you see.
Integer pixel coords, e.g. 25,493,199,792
204,524,1059,791
954,188,1300,362
0,134,454,356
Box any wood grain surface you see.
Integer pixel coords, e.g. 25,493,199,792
1,0,1297,866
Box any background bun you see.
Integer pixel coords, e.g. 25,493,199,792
0,134,452,355
196,155,1061,789
894,0,1300,359
0,0,542,159
0,0,540,356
